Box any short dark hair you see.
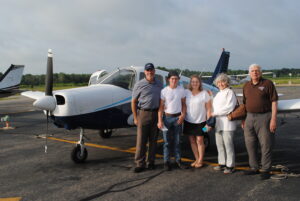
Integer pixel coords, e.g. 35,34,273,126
167,71,179,79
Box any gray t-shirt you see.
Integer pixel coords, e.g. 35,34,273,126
132,78,163,109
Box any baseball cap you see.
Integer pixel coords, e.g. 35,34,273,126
144,63,155,70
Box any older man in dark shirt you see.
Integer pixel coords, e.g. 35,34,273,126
131,63,163,173
243,64,278,180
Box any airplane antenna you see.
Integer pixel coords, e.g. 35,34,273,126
179,70,183,77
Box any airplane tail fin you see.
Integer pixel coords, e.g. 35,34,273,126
207,49,230,85
0,64,25,91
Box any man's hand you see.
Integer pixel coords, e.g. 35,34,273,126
134,118,138,126
157,120,164,129
241,120,245,129
270,118,277,133
177,115,184,125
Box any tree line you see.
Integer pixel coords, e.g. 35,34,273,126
0,67,298,86
157,67,300,78
20,73,91,86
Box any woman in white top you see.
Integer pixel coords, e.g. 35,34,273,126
212,73,237,174
183,75,212,168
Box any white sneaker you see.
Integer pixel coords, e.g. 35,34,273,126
224,167,235,174
213,165,226,171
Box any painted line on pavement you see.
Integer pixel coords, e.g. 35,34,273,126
46,136,281,174
0,197,22,201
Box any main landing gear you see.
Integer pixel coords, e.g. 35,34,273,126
71,128,88,163
99,129,113,138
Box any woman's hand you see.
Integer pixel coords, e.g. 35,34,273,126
177,115,185,125
206,125,212,132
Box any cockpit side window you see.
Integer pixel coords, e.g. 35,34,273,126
101,69,136,90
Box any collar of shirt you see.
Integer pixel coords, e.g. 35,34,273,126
250,78,264,86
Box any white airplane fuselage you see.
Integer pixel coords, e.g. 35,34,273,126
49,66,218,130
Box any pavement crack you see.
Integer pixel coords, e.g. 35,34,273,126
78,170,164,201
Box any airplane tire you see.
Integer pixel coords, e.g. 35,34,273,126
99,129,112,138
71,145,88,163
204,133,210,151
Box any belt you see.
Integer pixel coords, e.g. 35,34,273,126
164,112,181,117
138,108,159,112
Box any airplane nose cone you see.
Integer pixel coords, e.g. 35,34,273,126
33,96,56,111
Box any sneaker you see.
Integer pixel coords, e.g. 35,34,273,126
260,171,271,180
164,162,172,171
133,166,145,173
147,163,156,170
243,168,259,175
224,167,235,174
213,165,226,171
175,161,187,169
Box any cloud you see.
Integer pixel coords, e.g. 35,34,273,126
0,0,299,74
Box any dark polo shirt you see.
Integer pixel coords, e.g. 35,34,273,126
243,78,278,113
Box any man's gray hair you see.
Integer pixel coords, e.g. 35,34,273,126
214,73,231,86
249,64,262,73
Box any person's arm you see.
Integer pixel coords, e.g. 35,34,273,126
177,98,186,125
205,99,213,131
270,101,277,133
157,99,165,129
205,99,212,119
213,90,236,116
131,98,139,126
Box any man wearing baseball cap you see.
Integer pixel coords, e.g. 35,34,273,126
131,63,163,173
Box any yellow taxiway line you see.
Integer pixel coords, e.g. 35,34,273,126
0,197,22,201
46,136,280,174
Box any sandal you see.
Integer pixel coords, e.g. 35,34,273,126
190,161,197,167
194,163,204,168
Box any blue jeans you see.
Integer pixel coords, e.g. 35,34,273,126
163,116,182,162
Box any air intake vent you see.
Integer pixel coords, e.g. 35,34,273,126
55,95,65,105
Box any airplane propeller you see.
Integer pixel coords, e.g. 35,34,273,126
35,49,56,153
33,49,56,111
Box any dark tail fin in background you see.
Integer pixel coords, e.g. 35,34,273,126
206,48,230,85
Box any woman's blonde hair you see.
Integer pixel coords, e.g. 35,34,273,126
188,75,202,91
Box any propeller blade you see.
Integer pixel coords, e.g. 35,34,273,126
45,49,53,96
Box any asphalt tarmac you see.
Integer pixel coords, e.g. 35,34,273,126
0,87,300,201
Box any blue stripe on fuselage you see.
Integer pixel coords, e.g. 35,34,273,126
94,96,132,112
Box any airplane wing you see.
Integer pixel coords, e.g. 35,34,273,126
278,99,300,113
21,91,45,100
231,94,300,112
235,93,283,97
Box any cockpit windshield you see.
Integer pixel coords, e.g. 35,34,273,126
100,69,136,90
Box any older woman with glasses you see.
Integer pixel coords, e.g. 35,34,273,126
212,73,237,174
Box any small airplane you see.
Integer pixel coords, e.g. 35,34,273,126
0,64,25,98
230,72,274,85
22,49,230,163
202,71,274,85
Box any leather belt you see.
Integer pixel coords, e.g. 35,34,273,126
164,112,181,117
138,108,159,112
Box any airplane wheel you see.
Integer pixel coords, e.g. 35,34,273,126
71,145,88,163
204,133,210,151
99,129,112,138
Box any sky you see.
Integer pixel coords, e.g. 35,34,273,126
0,0,299,74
